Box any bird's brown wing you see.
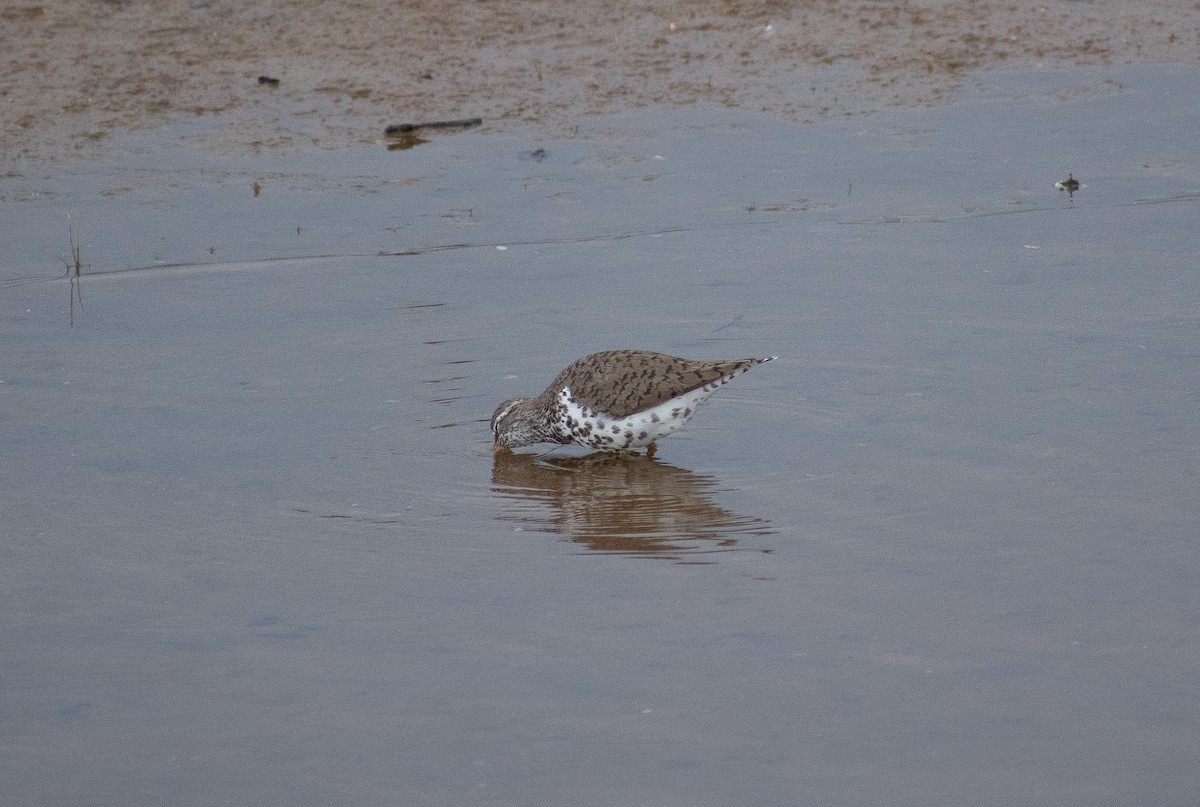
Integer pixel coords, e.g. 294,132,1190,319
547,350,767,418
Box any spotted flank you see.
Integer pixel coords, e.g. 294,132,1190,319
553,381,722,450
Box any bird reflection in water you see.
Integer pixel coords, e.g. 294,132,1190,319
491,451,774,562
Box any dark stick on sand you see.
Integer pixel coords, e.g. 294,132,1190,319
385,118,482,136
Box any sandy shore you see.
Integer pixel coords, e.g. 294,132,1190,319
2,0,1197,169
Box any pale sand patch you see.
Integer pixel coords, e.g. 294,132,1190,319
1,0,1197,170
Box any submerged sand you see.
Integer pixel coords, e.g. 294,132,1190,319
1,0,1198,169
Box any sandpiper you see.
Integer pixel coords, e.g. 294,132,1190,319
491,350,775,454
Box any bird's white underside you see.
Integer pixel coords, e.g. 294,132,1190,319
558,383,719,449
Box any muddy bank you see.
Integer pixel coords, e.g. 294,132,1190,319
2,0,1198,169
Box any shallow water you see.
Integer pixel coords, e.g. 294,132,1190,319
2,65,1198,806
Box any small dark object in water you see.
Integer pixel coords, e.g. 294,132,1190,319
257,75,280,86
1055,173,1080,197
387,135,430,151
385,118,482,136
520,148,547,162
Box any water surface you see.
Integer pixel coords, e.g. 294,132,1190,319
2,65,1198,806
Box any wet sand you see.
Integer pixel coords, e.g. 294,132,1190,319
2,0,1198,169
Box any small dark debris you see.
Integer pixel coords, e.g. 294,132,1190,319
520,148,547,162
384,117,482,136
1055,173,1080,197
386,135,430,151
257,75,280,86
